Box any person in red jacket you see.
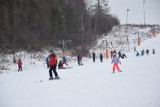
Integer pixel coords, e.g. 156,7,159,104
48,50,60,80
18,59,22,72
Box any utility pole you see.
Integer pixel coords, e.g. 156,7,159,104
143,1,146,26
126,9,130,51
58,40,72,53
10,0,16,63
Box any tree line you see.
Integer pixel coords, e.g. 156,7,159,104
0,0,119,55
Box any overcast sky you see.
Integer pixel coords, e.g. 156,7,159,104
108,0,160,25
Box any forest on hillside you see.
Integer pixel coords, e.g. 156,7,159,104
0,0,119,55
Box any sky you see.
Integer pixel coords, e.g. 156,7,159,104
108,0,160,25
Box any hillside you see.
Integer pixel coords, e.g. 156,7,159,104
0,32,160,107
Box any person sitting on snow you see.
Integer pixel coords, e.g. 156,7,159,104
136,51,140,57
58,60,65,69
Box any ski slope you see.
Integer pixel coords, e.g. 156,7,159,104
0,35,160,107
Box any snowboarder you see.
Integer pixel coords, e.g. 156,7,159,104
100,53,103,62
77,54,83,65
45,56,49,68
48,50,59,80
146,49,150,55
18,59,22,72
111,53,121,73
58,60,65,69
152,49,155,54
93,52,96,62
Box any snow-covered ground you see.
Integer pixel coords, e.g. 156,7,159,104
91,25,159,56
0,34,160,107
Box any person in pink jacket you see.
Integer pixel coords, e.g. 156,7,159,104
18,59,22,72
111,53,122,73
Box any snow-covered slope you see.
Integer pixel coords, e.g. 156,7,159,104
0,34,160,107
91,25,159,57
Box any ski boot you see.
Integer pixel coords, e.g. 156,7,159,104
49,77,54,80
55,76,60,80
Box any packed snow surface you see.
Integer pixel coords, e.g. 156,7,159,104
0,35,160,107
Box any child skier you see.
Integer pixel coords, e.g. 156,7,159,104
18,59,22,72
48,50,60,80
111,54,121,73
61,54,68,66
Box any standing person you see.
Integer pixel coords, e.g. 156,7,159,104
110,51,114,59
134,46,137,53
111,54,121,73
146,49,150,55
100,53,103,62
152,49,155,54
77,54,83,66
48,50,59,80
93,52,96,62
45,56,49,68
62,54,68,66
18,59,22,72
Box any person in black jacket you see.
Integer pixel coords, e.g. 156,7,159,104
100,53,103,62
93,52,96,62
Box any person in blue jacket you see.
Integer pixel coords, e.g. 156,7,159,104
46,56,49,68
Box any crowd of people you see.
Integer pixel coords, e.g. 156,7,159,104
17,46,156,79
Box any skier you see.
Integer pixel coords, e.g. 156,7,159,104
141,49,145,56
61,54,68,66
121,53,127,59
100,53,103,62
111,53,121,73
146,49,150,55
93,52,96,62
58,60,65,69
45,56,49,68
77,54,83,66
18,59,22,72
134,46,137,53
152,49,155,54
48,50,59,80
118,50,122,59
136,51,140,57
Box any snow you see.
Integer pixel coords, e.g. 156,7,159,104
0,35,160,107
